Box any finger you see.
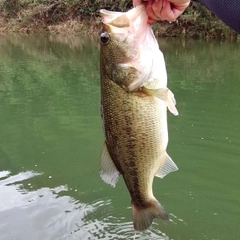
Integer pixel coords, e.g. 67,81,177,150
160,1,177,21
171,7,184,18
146,0,164,21
147,17,157,24
146,3,159,21
162,0,189,21
151,0,164,19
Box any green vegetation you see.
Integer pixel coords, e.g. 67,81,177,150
168,2,238,39
0,0,238,39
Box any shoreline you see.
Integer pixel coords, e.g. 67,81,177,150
0,17,238,40
0,1,238,40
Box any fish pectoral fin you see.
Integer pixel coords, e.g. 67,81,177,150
142,87,179,116
100,142,120,187
167,89,179,116
155,153,178,179
142,86,168,99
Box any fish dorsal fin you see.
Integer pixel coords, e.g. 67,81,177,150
100,142,120,187
155,153,178,179
142,86,179,116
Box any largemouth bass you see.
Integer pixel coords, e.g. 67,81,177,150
99,4,178,232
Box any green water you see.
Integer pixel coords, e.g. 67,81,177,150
0,34,239,240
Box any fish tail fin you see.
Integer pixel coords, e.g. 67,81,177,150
131,199,169,231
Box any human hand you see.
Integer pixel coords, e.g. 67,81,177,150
133,0,190,23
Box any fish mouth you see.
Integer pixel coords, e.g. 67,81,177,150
100,4,148,34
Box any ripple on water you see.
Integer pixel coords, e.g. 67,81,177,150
79,199,169,240
0,171,169,240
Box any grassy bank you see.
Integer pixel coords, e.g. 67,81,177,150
0,0,238,39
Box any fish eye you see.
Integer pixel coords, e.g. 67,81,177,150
100,32,109,44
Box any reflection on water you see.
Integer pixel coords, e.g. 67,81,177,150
0,34,240,239
0,171,90,240
0,171,168,240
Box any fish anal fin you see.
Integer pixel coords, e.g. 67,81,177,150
132,198,169,232
100,142,120,187
155,153,178,179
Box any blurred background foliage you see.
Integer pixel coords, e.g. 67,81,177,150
0,0,238,38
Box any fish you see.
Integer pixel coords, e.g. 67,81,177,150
99,4,178,232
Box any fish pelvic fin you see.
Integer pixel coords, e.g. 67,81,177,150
99,142,120,187
142,86,179,116
132,199,169,231
155,152,178,179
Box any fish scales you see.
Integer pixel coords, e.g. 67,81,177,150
101,74,167,205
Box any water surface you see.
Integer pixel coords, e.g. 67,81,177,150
0,34,239,240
